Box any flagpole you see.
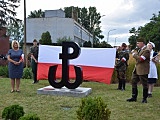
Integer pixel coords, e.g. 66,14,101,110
24,0,27,67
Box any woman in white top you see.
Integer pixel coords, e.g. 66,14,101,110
147,42,158,97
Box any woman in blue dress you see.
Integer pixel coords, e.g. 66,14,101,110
7,40,24,93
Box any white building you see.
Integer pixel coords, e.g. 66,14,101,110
26,9,93,53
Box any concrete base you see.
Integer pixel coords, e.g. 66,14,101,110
37,86,92,97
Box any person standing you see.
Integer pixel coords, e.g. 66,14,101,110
30,39,39,84
115,43,129,91
127,37,150,103
7,40,24,93
147,42,158,97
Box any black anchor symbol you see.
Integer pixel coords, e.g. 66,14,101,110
48,42,83,89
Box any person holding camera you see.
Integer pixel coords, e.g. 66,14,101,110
115,43,129,91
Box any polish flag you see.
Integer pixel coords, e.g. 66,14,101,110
37,45,116,84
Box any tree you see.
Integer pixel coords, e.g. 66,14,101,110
64,6,104,45
28,9,45,18
39,31,52,45
56,36,72,46
0,0,20,27
83,41,91,47
7,20,24,42
128,11,160,51
128,27,139,50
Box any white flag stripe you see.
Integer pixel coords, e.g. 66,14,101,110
38,45,62,64
38,45,116,68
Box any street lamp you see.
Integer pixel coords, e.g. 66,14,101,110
114,37,118,46
107,29,116,43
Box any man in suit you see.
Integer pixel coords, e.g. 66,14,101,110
127,37,150,103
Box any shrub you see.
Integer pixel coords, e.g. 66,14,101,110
2,104,25,120
22,67,32,79
0,65,8,77
19,113,40,120
76,97,111,120
39,31,52,45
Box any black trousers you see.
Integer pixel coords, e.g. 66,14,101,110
31,59,37,82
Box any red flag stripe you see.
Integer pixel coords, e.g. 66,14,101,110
37,63,114,84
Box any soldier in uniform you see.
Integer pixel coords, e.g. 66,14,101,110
115,43,129,91
30,39,39,84
127,37,150,103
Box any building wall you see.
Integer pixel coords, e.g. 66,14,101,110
26,17,75,43
26,9,93,47
45,9,65,18
26,17,93,44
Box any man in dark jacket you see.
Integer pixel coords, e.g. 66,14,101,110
30,39,39,84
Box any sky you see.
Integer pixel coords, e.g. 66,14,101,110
16,0,160,46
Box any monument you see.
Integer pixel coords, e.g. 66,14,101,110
37,42,92,97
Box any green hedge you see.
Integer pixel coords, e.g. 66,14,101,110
76,97,111,120
0,65,8,77
2,104,25,120
0,66,32,79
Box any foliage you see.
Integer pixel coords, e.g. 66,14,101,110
155,63,160,86
128,11,160,51
92,41,112,48
76,97,111,120
39,31,52,45
19,113,40,120
0,65,8,77
22,67,32,79
56,36,72,46
2,104,25,120
0,0,21,27
83,41,92,47
64,6,104,44
7,20,24,42
0,66,33,79
28,9,45,18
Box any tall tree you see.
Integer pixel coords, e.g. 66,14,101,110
39,31,52,45
0,0,20,27
128,11,160,51
7,20,24,42
128,27,139,50
28,9,45,18
64,6,104,44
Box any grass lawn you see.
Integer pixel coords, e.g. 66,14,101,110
0,78,160,120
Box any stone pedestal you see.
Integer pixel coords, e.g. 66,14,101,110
37,86,92,97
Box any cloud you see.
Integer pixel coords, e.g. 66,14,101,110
16,0,160,46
